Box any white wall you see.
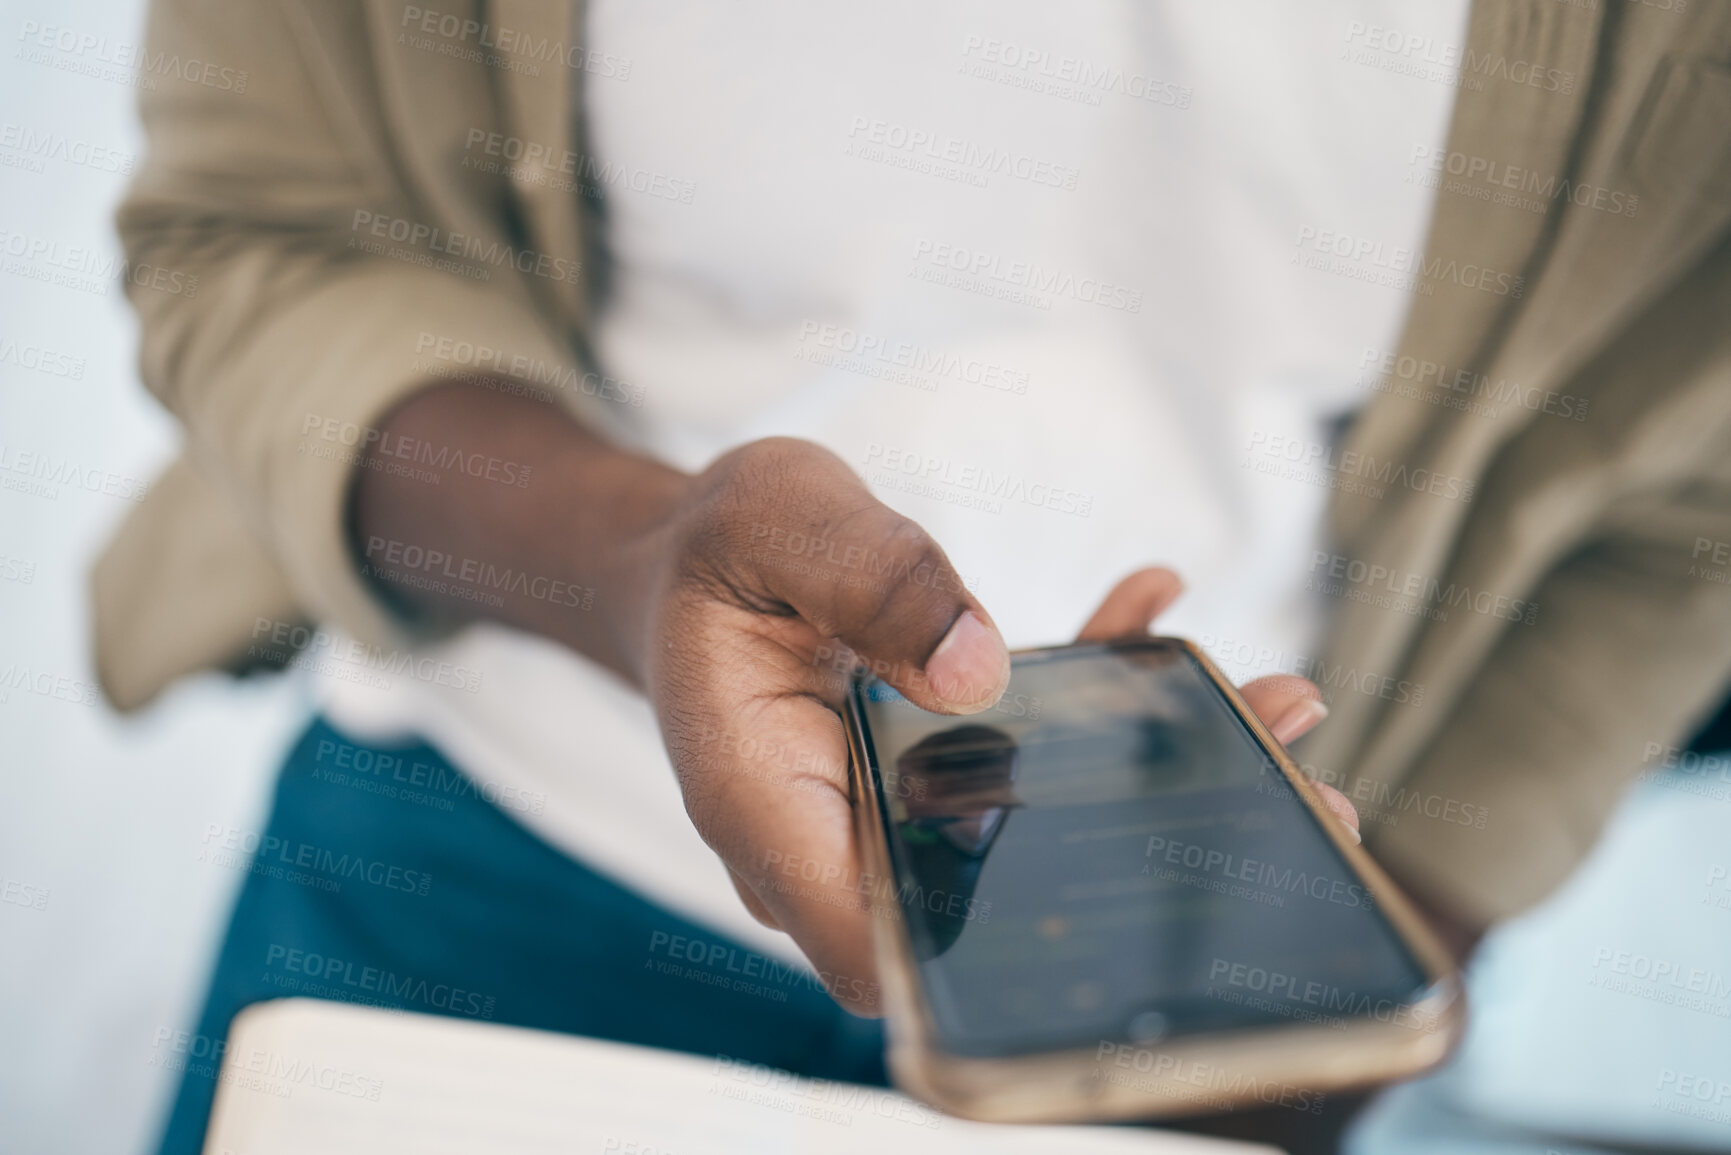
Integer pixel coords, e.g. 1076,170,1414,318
0,3,304,1152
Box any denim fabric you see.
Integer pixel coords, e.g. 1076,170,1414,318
156,717,885,1155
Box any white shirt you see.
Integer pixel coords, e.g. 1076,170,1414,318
320,0,1468,964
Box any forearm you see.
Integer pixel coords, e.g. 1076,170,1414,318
348,380,689,685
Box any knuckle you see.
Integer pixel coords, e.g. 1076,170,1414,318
825,512,948,641
687,438,859,574
727,437,844,498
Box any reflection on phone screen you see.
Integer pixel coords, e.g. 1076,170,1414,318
859,642,1432,1058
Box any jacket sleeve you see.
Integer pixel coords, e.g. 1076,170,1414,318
115,0,578,659
1369,466,1731,927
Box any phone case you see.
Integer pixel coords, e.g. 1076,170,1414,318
843,636,1465,1123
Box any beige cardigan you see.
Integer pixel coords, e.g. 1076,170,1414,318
96,0,1731,927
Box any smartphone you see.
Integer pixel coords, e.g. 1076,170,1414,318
843,637,1464,1123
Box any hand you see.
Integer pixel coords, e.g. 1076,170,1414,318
640,439,1357,1014
641,438,1007,1012
1075,567,1359,837
348,392,1356,1003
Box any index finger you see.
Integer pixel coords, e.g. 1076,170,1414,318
660,613,886,1015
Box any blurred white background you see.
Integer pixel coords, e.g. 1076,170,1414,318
2,3,1729,1154
1,2,305,1152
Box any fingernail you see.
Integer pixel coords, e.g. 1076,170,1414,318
1271,698,1328,744
1343,822,1362,846
926,611,1010,710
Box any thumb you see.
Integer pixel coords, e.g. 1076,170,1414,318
737,442,1011,713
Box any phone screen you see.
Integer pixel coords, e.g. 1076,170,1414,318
855,640,1435,1058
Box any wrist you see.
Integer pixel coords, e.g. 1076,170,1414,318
548,447,693,686
351,377,692,685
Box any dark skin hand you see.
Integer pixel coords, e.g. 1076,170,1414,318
352,379,1473,1154
352,378,1374,1009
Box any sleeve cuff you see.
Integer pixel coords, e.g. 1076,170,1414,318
198,260,584,653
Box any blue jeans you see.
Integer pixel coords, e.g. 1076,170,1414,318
155,717,886,1155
